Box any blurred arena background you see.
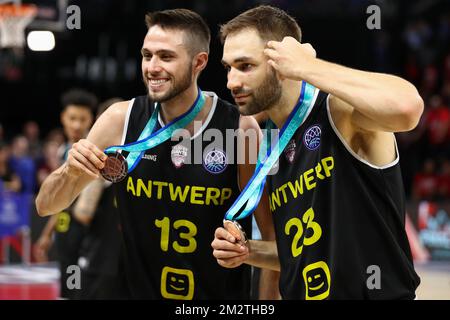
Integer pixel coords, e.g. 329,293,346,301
0,0,449,300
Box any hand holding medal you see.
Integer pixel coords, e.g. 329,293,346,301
100,151,128,183
223,219,248,245
100,89,206,183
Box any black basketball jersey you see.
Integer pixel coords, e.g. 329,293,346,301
267,89,420,300
114,92,252,299
78,182,121,276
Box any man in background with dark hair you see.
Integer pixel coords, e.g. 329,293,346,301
213,5,423,300
71,98,123,300
36,9,279,299
34,88,97,299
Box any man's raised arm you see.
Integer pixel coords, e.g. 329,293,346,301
35,101,129,216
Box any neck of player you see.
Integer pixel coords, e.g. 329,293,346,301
159,83,211,129
265,80,304,129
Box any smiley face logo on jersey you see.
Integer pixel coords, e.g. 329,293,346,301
55,211,71,233
161,266,194,300
302,261,331,300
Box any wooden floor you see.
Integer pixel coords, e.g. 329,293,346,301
415,261,450,300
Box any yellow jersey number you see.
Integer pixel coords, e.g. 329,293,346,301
284,207,322,257
155,217,197,253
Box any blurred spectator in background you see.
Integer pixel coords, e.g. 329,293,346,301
413,158,439,201
424,94,450,160
444,53,450,82
36,141,61,188
33,88,97,299
22,121,42,161
45,128,66,148
405,54,420,86
441,80,450,107
0,142,22,193
9,136,35,194
421,65,439,101
437,159,450,201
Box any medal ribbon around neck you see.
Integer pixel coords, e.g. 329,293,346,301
224,82,316,221
104,88,206,173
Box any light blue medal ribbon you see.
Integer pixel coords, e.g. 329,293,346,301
105,88,206,172
225,82,316,221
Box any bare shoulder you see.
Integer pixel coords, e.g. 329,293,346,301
100,100,130,123
87,100,131,150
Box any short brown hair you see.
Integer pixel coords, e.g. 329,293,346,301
220,5,301,44
145,9,211,55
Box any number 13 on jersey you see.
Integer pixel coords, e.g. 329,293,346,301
155,217,198,253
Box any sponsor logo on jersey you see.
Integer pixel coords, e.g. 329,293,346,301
203,148,227,174
285,139,296,163
142,154,157,162
171,144,188,168
303,125,321,151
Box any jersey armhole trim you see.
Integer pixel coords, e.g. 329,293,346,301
120,98,135,146
325,94,400,170
191,91,217,140
303,87,320,125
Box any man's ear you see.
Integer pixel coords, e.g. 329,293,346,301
193,52,208,75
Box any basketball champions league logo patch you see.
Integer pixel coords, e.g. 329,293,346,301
303,125,322,150
171,144,188,168
203,148,228,174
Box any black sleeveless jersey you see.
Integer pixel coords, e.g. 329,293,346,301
267,90,420,300
114,92,252,299
78,182,121,276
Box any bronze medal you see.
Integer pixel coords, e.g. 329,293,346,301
100,151,128,183
223,219,248,244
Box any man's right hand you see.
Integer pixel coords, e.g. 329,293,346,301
66,139,107,179
211,227,250,268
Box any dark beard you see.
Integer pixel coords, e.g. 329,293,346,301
143,65,193,103
240,68,282,115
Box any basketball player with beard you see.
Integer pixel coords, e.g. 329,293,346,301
36,9,279,299
212,5,423,299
